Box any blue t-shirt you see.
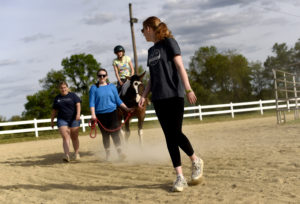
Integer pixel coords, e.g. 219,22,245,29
89,83,123,114
52,92,81,121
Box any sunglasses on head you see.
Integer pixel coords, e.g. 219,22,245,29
97,74,107,78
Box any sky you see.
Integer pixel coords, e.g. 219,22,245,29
1,0,300,119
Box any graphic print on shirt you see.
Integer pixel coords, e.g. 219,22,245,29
57,98,72,104
148,49,160,66
118,63,130,78
113,56,131,78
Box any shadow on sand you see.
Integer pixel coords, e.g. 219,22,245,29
1,151,95,167
0,182,171,192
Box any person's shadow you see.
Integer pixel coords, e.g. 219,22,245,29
0,151,172,192
0,182,171,192
1,151,95,167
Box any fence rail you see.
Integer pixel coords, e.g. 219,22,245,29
0,99,298,137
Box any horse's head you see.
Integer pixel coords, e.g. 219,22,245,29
121,71,146,107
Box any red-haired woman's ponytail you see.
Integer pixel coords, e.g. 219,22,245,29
155,22,173,40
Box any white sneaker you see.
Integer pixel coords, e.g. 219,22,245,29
62,155,70,162
172,176,188,192
74,153,80,160
191,157,204,182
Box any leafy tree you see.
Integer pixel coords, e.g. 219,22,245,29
263,43,293,93
22,70,66,119
0,115,6,122
23,90,53,119
264,43,296,73
39,69,66,92
136,65,149,84
249,62,268,99
23,53,101,118
188,46,219,104
294,39,300,60
10,115,22,121
261,39,300,99
0,115,6,131
61,54,101,115
189,46,253,104
61,53,100,95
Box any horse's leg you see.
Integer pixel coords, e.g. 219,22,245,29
119,127,125,145
117,112,125,145
124,120,130,142
137,116,144,146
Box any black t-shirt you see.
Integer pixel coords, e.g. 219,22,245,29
52,92,81,121
147,38,184,101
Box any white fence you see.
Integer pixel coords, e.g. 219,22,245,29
0,99,297,137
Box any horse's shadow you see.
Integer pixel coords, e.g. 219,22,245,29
1,151,95,167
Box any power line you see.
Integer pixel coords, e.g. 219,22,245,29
252,4,300,18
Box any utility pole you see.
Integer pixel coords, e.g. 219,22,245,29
129,3,138,74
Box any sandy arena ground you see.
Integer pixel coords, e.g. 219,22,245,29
0,115,300,204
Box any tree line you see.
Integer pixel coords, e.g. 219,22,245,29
1,38,300,122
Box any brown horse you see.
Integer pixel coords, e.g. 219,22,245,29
117,71,148,145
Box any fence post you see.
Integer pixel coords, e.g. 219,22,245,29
34,118,39,137
293,75,299,119
259,99,263,115
81,114,86,132
230,102,234,118
198,105,202,121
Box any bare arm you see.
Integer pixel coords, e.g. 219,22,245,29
119,103,134,112
113,65,122,85
76,102,81,120
138,80,151,108
51,109,57,128
173,55,197,104
90,107,97,120
142,79,151,98
129,61,135,76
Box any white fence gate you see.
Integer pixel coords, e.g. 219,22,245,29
272,69,300,124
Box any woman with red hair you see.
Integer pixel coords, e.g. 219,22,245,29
139,16,204,192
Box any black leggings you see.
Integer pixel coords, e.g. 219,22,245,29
96,110,121,149
153,97,194,168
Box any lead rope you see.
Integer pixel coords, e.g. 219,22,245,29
88,112,132,138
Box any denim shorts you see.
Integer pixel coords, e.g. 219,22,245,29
57,118,81,128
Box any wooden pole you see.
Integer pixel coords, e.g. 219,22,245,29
129,3,138,74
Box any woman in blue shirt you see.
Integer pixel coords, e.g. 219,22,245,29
89,68,132,161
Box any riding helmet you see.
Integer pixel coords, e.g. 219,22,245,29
114,45,125,54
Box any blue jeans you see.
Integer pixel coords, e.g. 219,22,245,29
57,118,81,128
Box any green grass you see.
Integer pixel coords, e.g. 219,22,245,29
0,131,62,144
282,115,300,125
0,110,296,145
